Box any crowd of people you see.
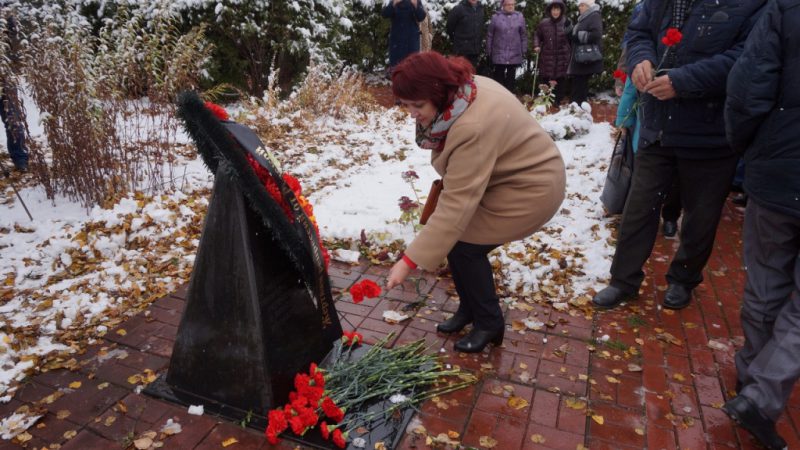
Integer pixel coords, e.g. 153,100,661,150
382,0,605,104
383,1,798,449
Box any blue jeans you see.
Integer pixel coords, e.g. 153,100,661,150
1,84,27,169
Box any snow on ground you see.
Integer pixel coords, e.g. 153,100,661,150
0,90,617,418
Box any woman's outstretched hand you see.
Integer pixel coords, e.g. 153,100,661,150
386,259,413,289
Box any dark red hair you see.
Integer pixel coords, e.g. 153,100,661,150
391,52,475,112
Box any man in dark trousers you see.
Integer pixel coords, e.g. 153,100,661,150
722,1,799,448
446,0,484,70
1,10,27,172
592,0,766,310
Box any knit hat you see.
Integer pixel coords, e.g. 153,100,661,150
577,0,595,6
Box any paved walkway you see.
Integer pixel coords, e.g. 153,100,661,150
2,103,799,449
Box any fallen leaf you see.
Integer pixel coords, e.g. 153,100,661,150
627,364,642,372
447,430,459,439
673,373,686,382
592,415,604,425
68,381,82,389
56,410,71,420
507,396,529,410
479,435,498,448
635,427,644,435
63,430,77,439
134,436,153,449
605,375,620,384
104,416,116,427
530,434,546,443
222,437,238,447
565,397,587,410
116,329,127,336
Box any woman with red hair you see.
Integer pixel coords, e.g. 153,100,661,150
386,51,566,353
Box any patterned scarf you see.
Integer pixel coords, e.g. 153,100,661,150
415,78,477,152
671,0,695,30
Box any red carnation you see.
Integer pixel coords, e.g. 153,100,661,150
320,421,331,440
265,426,281,445
332,429,347,449
267,408,288,433
289,414,306,435
204,101,229,121
313,370,325,388
360,279,381,298
294,373,311,391
321,397,345,423
613,69,627,84
349,283,365,303
661,27,683,47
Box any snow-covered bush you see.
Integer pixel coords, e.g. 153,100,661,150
12,0,211,208
537,103,593,141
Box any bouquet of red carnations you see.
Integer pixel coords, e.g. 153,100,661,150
265,334,476,448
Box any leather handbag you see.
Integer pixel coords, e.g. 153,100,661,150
574,44,603,63
600,130,634,215
419,179,442,225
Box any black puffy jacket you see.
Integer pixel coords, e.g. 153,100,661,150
725,0,800,218
626,0,765,155
446,0,485,57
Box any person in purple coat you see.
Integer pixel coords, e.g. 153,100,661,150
486,0,527,94
533,0,572,105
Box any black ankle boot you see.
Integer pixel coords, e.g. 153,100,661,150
453,328,504,353
437,313,472,334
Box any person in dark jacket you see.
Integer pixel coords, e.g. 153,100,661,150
447,0,485,70
382,0,427,68
486,0,527,94
533,0,571,105
722,1,800,449
592,0,766,312
566,0,602,105
0,11,27,171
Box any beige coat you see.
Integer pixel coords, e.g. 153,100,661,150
406,76,566,270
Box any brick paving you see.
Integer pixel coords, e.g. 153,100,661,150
3,105,799,450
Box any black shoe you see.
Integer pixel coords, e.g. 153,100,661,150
735,380,743,394
453,328,503,353
662,220,678,238
732,193,748,206
437,313,472,334
663,283,692,310
592,285,637,309
723,396,787,450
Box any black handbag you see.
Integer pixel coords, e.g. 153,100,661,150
574,44,603,63
600,129,635,214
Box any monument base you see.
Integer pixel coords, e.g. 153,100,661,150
144,343,415,450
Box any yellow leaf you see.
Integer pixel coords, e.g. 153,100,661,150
673,373,686,382
63,430,78,439
635,427,645,435
104,416,116,427
68,381,82,389
98,382,109,390
15,432,32,443
479,435,498,448
507,396,529,410
605,376,621,384
222,437,239,447
565,397,587,410
612,369,623,375
592,415,604,425
116,329,127,336
530,434,546,443
56,410,71,420
447,430,460,439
